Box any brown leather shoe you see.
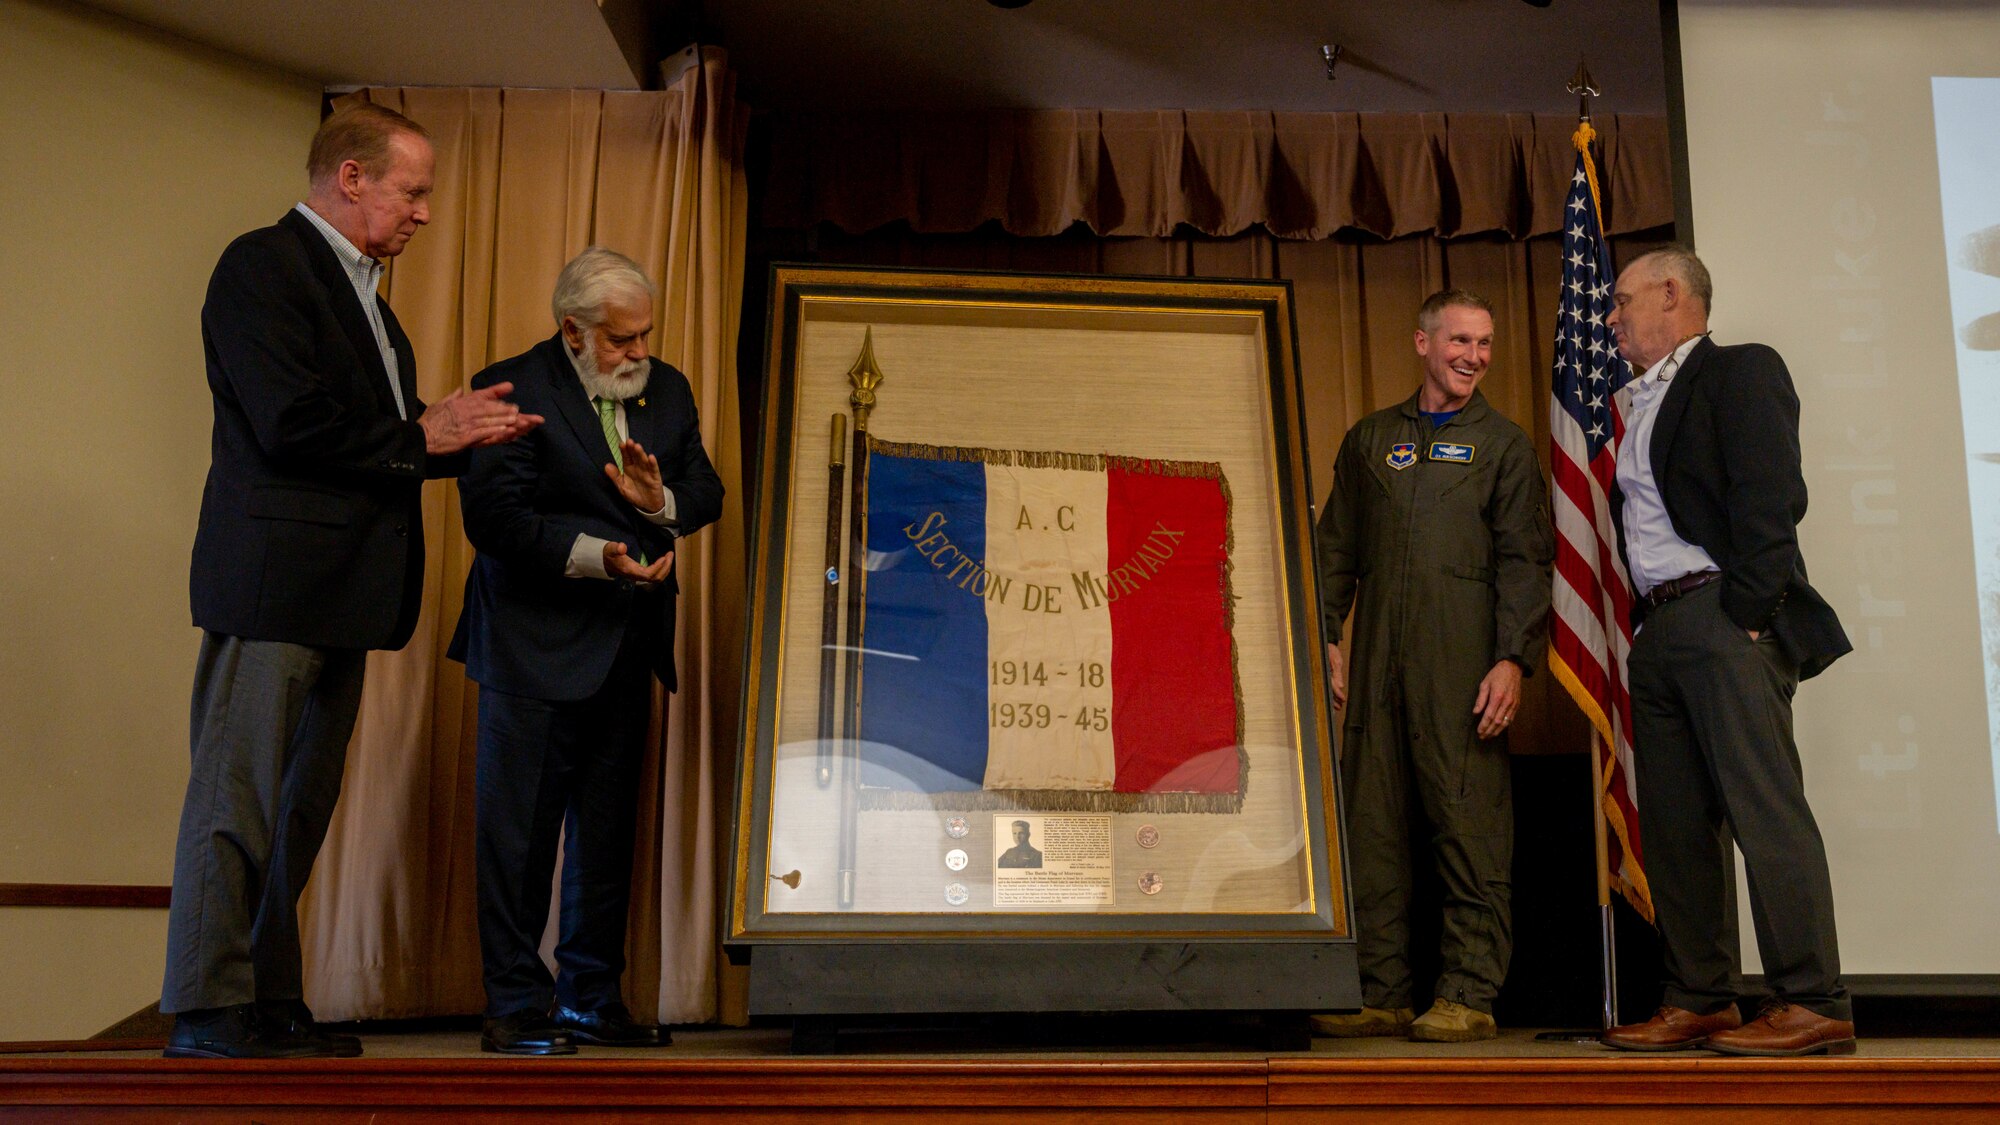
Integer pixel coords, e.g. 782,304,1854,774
1601,1004,1743,1052
1704,1001,1856,1057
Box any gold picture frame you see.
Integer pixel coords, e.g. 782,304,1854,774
730,266,1350,963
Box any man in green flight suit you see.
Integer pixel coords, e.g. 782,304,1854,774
1312,289,1554,1042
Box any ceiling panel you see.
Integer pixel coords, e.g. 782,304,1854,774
708,0,1667,115
79,0,641,89
72,0,1665,114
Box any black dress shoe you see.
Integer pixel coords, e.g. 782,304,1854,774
554,1003,667,1047
165,1003,332,1059
259,999,363,1058
481,1010,577,1056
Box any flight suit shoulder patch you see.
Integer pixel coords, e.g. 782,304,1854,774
1385,442,1417,471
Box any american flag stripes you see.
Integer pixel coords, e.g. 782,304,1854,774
1547,121,1654,923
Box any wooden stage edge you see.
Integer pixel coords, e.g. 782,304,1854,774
4,1056,2000,1121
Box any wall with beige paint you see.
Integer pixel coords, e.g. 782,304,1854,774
0,0,319,1041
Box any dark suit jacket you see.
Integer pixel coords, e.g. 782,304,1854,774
190,208,464,651
449,334,723,701
1615,337,1851,680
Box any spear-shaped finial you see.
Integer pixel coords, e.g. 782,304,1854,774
1568,57,1601,122
846,327,885,431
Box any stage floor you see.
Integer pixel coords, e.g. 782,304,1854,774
7,1025,2000,1122
9,1024,2000,1061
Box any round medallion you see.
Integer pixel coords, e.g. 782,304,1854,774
1136,824,1161,849
944,882,970,906
1138,871,1164,896
943,815,970,839
944,848,969,871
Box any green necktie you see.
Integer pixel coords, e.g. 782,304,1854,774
593,396,623,469
594,396,646,566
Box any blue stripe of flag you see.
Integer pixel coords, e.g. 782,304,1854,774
857,452,989,792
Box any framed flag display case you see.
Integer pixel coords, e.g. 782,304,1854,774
730,265,1357,1019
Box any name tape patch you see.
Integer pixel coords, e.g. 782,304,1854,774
1428,441,1476,464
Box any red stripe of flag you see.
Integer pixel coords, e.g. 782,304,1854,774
1550,613,1611,705
1551,450,1606,533
1106,462,1238,794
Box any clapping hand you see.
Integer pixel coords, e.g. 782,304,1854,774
419,383,543,454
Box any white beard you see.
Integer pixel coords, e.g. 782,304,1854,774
569,329,650,401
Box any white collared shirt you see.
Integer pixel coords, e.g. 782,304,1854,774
292,203,407,419
1615,334,1718,596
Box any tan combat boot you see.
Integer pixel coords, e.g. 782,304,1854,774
1309,1006,1416,1038
1408,999,1497,1042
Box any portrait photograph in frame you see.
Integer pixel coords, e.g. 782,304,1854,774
730,265,1356,1018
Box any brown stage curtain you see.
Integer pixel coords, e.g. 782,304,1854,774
765,223,1671,761
297,51,751,1025
763,111,1670,240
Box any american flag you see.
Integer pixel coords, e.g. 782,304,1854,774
1547,122,1653,923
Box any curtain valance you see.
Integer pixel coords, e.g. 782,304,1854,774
762,110,1672,241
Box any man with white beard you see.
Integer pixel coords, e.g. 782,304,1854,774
448,247,723,1055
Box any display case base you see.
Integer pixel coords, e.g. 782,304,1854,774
744,940,1358,1017
783,1011,1315,1055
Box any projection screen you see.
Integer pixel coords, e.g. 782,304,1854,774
1675,0,2000,979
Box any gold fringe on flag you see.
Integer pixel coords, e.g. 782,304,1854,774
856,749,1250,815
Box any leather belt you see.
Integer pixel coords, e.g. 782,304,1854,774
1643,570,1721,609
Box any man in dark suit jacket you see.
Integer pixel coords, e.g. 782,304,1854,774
167,103,540,1059
1599,246,1855,1058
450,247,723,1056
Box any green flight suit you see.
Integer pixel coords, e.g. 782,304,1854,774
1316,389,1554,1013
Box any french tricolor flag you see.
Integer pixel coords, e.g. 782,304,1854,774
856,441,1244,814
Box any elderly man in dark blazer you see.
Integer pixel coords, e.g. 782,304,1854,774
1600,245,1855,1057
450,247,723,1056
167,103,539,1059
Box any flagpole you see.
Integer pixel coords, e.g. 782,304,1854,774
836,328,886,911
817,413,847,789
1589,731,1618,1029
1535,57,1623,1043
1572,56,1619,1034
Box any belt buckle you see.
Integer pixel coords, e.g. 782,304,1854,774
1650,572,1697,608
1655,570,1715,608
